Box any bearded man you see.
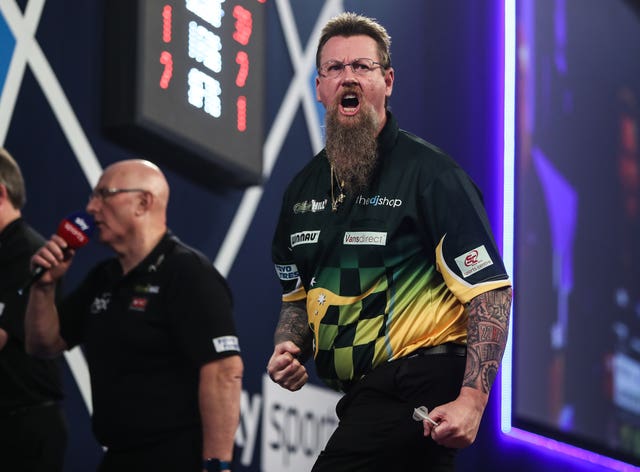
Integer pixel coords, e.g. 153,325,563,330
267,12,512,472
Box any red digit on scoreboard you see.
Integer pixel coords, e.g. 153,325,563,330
232,5,252,46
235,51,249,87
237,95,247,132
159,51,173,89
162,5,172,42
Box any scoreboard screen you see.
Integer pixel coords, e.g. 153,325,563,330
103,0,266,187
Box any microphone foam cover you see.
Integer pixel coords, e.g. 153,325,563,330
56,211,95,249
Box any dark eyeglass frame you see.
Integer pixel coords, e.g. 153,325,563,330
317,58,385,79
88,187,148,202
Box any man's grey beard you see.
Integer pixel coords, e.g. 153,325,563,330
324,105,379,194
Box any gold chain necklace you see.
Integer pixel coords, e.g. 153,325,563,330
330,165,346,212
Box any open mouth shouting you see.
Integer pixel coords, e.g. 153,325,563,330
340,92,360,115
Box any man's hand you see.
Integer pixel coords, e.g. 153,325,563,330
267,341,309,391
30,234,74,286
422,387,487,449
422,287,512,448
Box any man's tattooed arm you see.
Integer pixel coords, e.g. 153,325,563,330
463,287,512,394
274,300,314,362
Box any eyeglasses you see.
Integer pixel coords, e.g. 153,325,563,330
318,58,384,79
88,187,147,202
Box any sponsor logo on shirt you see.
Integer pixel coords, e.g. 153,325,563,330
455,245,493,278
213,335,241,353
90,292,111,314
343,231,387,246
355,194,403,208
275,264,299,280
290,230,320,247
134,284,160,294
293,199,328,214
129,297,148,312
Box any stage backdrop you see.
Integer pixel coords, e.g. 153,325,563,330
0,0,634,471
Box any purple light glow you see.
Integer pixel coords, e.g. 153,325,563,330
500,0,640,470
506,428,640,472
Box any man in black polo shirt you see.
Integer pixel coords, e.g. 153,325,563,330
26,159,242,472
0,147,67,471
267,12,513,472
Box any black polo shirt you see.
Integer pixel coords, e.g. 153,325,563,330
60,231,240,449
0,218,63,411
272,112,511,391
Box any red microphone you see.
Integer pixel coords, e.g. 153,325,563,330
18,211,95,294
56,212,94,249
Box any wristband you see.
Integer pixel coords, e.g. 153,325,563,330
202,458,231,471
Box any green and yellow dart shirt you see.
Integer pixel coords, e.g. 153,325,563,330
272,113,511,391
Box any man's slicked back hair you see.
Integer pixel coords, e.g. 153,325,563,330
316,12,392,70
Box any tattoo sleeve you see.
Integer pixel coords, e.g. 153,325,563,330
274,300,314,362
463,286,512,394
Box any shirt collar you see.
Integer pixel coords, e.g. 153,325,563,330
133,230,177,275
0,217,25,249
110,230,178,280
377,111,399,158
